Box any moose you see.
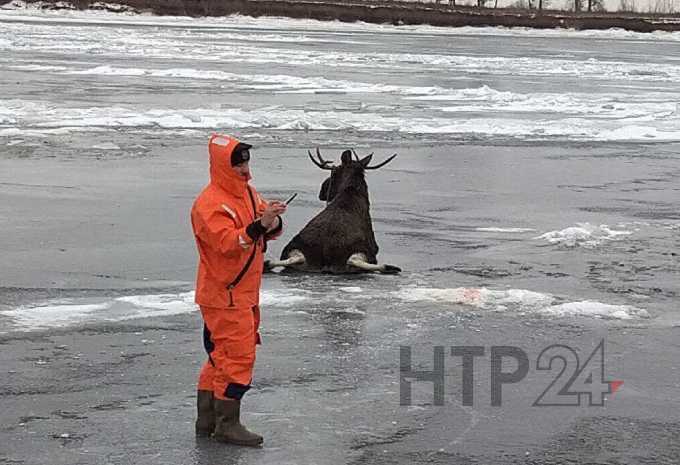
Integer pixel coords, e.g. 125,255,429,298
265,148,401,274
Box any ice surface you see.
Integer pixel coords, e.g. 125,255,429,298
2,11,680,143
0,8,670,335
475,227,537,233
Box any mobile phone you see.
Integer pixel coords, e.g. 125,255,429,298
285,193,298,205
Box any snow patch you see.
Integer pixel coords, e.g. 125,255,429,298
339,286,363,293
535,223,633,247
0,288,313,332
393,286,648,320
331,306,366,316
115,291,196,316
395,287,553,311
68,65,146,76
259,289,311,307
542,301,649,319
5,64,69,72
91,142,120,150
0,302,112,330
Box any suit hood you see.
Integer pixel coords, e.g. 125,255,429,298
208,134,251,196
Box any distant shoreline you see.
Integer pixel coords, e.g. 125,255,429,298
3,0,680,32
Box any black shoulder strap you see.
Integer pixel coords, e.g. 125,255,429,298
227,186,259,290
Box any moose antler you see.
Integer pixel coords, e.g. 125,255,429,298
364,153,397,170
308,148,335,170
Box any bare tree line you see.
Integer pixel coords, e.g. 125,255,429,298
432,0,678,13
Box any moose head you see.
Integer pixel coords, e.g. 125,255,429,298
308,148,398,202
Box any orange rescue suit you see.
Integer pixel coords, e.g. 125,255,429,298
191,134,282,400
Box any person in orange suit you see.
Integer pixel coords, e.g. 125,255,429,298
191,134,286,447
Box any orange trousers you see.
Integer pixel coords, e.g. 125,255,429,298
197,305,261,400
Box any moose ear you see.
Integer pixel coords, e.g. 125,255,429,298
319,177,330,201
359,153,373,167
341,150,353,165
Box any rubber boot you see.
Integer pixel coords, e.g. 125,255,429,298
213,398,263,447
195,390,216,437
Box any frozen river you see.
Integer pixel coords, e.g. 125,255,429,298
3,8,680,144
1,6,679,465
